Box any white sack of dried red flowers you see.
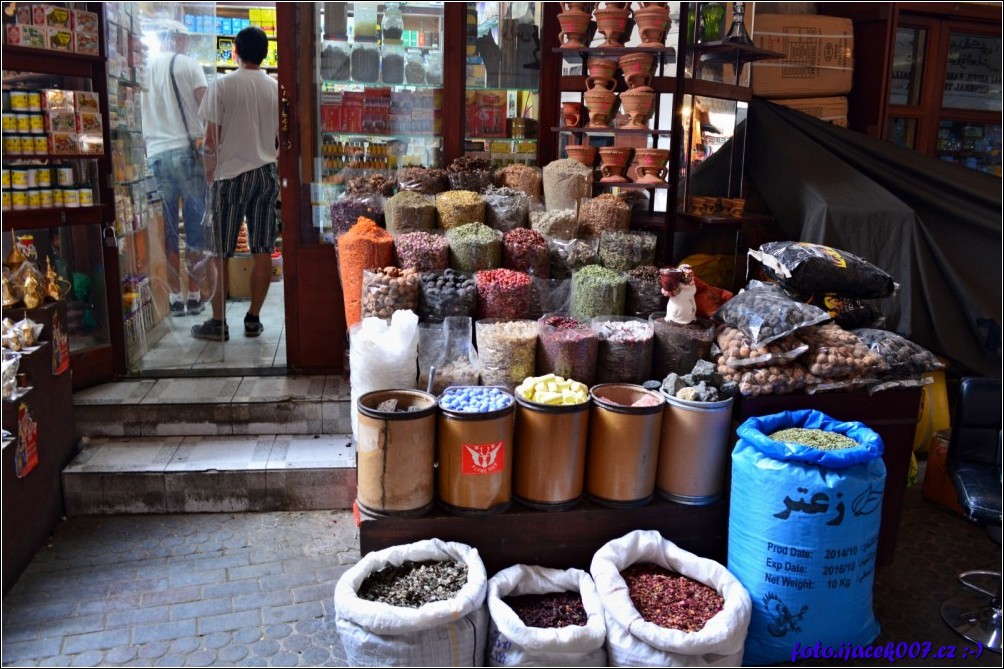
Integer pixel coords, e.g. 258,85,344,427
590,529,752,667
334,538,489,667
486,564,607,667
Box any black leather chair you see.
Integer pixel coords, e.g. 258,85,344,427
941,377,1002,653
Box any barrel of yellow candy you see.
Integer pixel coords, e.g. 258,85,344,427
513,374,591,510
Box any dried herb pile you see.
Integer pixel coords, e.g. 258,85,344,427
769,427,859,451
357,560,467,608
621,563,724,632
503,592,588,629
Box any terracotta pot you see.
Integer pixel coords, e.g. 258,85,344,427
557,10,590,48
593,6,630,47
562,2,592,14
561,101,583,128
598,146,633,183
565,144,598,167
619,88,655,129
619,52,654,91
633,4,671,47
633,148,670,184
584,87,616,127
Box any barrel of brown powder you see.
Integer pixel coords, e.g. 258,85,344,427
513,394,591,510
437,388,515,515
586,383,664,507
356,389,437,517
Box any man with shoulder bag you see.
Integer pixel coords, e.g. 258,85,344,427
143,20,209,317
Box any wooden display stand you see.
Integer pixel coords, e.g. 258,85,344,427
2,302,78,594
361,497,727,576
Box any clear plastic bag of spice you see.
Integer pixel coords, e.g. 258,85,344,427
476,318,539,391
360,267,420,320
483,186,530,232
436,191,486,230
530,278,571,319
598,230,657,272
385,191,437,235
419,317,480,394
475,269,535,321
536,314,599,386
503,228,549,278
418,269,476,323
320,40,351,80
446,223,502,273
592,316,655,384
625,265,667,317
549,238,598,280
495,164,543,202
394,231,449,273
569,265,626,321
577,195,631,237
650,313,716,378
397,166,449,195
331,195,385,235
351,42,380,83
531,208,579,241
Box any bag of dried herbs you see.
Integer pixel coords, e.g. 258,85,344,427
730,410,885,664
590,529,752,667
486,565,607,667
335,538,489,667
569,265,626,321
542,159,591,212
484,185,530,232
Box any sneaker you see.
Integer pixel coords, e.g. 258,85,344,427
192,319,229,342
186,299,205,316
170,301,186,316
244,319,264,337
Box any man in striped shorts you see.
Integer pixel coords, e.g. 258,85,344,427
193,26,279,341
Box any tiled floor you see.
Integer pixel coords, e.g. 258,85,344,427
136,280,287,373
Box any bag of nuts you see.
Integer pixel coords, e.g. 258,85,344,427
418,270,477,323
796,323,888,379
360,267,420,320
716,326,808,369
712,283,830,348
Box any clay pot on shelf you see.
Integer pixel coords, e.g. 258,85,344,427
561,2,592,13
619,52,654,91
633,148,670,184
619,88,655,129
598,146,633,183
562,101,583,128
557,10,590,48
584,87,617,127
633,3,671,47
565,144,598,167
721,197,746,217
585,57,618,92
593,5,631,47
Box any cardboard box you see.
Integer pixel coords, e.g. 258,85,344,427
73,10,99,36
921,430,964,515
44,111,76,133
6,24,47,49
74,91,100,113
769,96,848,127
227,256,254,299
75,112,103,134
74,31,99,56
751,15,853,98
48,132,78,155
46,27,74,52
35,5,73,30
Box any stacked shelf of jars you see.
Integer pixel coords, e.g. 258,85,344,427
556,2,673,188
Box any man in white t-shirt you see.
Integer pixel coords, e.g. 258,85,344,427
142,20,209,317
193,26,279,342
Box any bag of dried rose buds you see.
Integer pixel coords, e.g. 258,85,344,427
590,529,751,667
730,410,885,665
334,538,489,667
486,565,607,667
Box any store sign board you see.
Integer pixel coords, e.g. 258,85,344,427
942,33,1003,111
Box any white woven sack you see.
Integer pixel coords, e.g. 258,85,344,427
590,529,752,667
486,565,607,667
334,538,489,667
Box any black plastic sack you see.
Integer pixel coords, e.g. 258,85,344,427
750,242,897,299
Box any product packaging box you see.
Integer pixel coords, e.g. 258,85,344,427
343,92,365,133
75,32,99,56
48,132,78,155
768,96,848,127
35,5,73,30
5,24,47,49
75,112,103,134
227,256,254,299
44,111,76,133
40,89,74,111
183,15,198,34
16,5,32,25
751,15,854,98
46,27,74,52
74,10,99,36
77,133,104,155
75,91,100,113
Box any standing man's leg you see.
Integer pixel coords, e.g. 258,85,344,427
151,154,185,316
179,149,208,315
243,164,280,337
192,178,240,341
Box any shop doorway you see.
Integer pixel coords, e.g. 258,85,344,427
126,1,287,375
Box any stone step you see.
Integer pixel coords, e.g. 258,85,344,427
62,434,357,515
73,375,352,438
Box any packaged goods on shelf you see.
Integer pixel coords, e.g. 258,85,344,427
5,25,47,49
751,15,854,98
43,111,75,134
41,89,74,111
45,27,74,52
34,4,72,29
74,112,102,134
73,10,99,36
74,92,99,113
46,132,77,155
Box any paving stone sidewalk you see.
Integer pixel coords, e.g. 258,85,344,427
2,511,360,667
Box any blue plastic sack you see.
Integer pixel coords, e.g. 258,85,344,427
728,410,885,665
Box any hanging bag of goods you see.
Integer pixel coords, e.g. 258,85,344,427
749,242,898,299
590,529,752,667
334,538,489,667
486,565,607,667
729,410,885,665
